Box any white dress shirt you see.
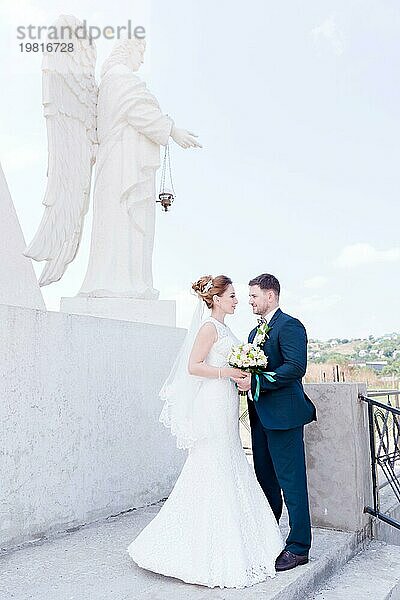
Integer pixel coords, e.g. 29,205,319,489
263,306,279,324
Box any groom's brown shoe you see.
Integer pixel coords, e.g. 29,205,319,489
275,550,309,572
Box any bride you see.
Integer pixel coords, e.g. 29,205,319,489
127,275,283,588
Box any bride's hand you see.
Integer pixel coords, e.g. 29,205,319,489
223,367,248,379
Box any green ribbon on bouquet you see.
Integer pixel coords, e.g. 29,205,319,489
253,371,276,402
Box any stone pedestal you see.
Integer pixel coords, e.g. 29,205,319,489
304,382,371,533
60,296,176,327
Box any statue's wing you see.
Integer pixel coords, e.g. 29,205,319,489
24,15,98,286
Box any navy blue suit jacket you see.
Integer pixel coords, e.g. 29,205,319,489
248,308,316,430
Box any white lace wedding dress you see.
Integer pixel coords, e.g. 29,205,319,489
127,316,283,588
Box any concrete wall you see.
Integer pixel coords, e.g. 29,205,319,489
0,304,186,551
304,383,372,533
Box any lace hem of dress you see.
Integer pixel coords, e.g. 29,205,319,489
212,564,277,589
128,550,277,589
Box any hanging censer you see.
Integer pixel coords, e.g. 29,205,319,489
157,142,176,211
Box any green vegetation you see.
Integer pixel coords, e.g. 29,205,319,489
308,332,400,376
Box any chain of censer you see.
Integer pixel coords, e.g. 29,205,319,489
159,143,176,197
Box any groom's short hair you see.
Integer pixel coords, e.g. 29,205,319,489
248,273,280,296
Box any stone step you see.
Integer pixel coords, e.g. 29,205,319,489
0,501,366,600
310,540,400,600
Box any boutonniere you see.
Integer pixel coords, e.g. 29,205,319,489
253,321,272,348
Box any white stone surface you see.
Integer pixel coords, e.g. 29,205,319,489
78,38,173,301
311,541,400,599
60,296,176,326
0,303,185,551
0,501,360,600
0,164,45,311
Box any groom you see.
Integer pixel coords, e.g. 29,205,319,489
236,273,316,571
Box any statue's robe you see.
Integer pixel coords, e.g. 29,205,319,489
79,64,173,299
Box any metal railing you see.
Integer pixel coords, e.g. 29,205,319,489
360,391,400,530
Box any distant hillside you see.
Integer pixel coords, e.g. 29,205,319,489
308,332,400,376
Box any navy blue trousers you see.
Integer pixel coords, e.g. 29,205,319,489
249,404,312,556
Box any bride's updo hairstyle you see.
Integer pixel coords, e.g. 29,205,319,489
192,275,232,309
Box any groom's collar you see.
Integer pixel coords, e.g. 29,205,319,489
251,308,282,336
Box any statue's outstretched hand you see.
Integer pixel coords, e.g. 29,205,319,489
171,126,202,149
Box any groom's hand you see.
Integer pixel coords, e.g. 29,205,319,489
235,373,251,392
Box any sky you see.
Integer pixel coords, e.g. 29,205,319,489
0,0,399,342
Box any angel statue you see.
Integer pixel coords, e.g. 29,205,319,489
25,15,201,301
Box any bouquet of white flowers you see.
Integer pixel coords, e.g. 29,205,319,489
228,342,275,400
